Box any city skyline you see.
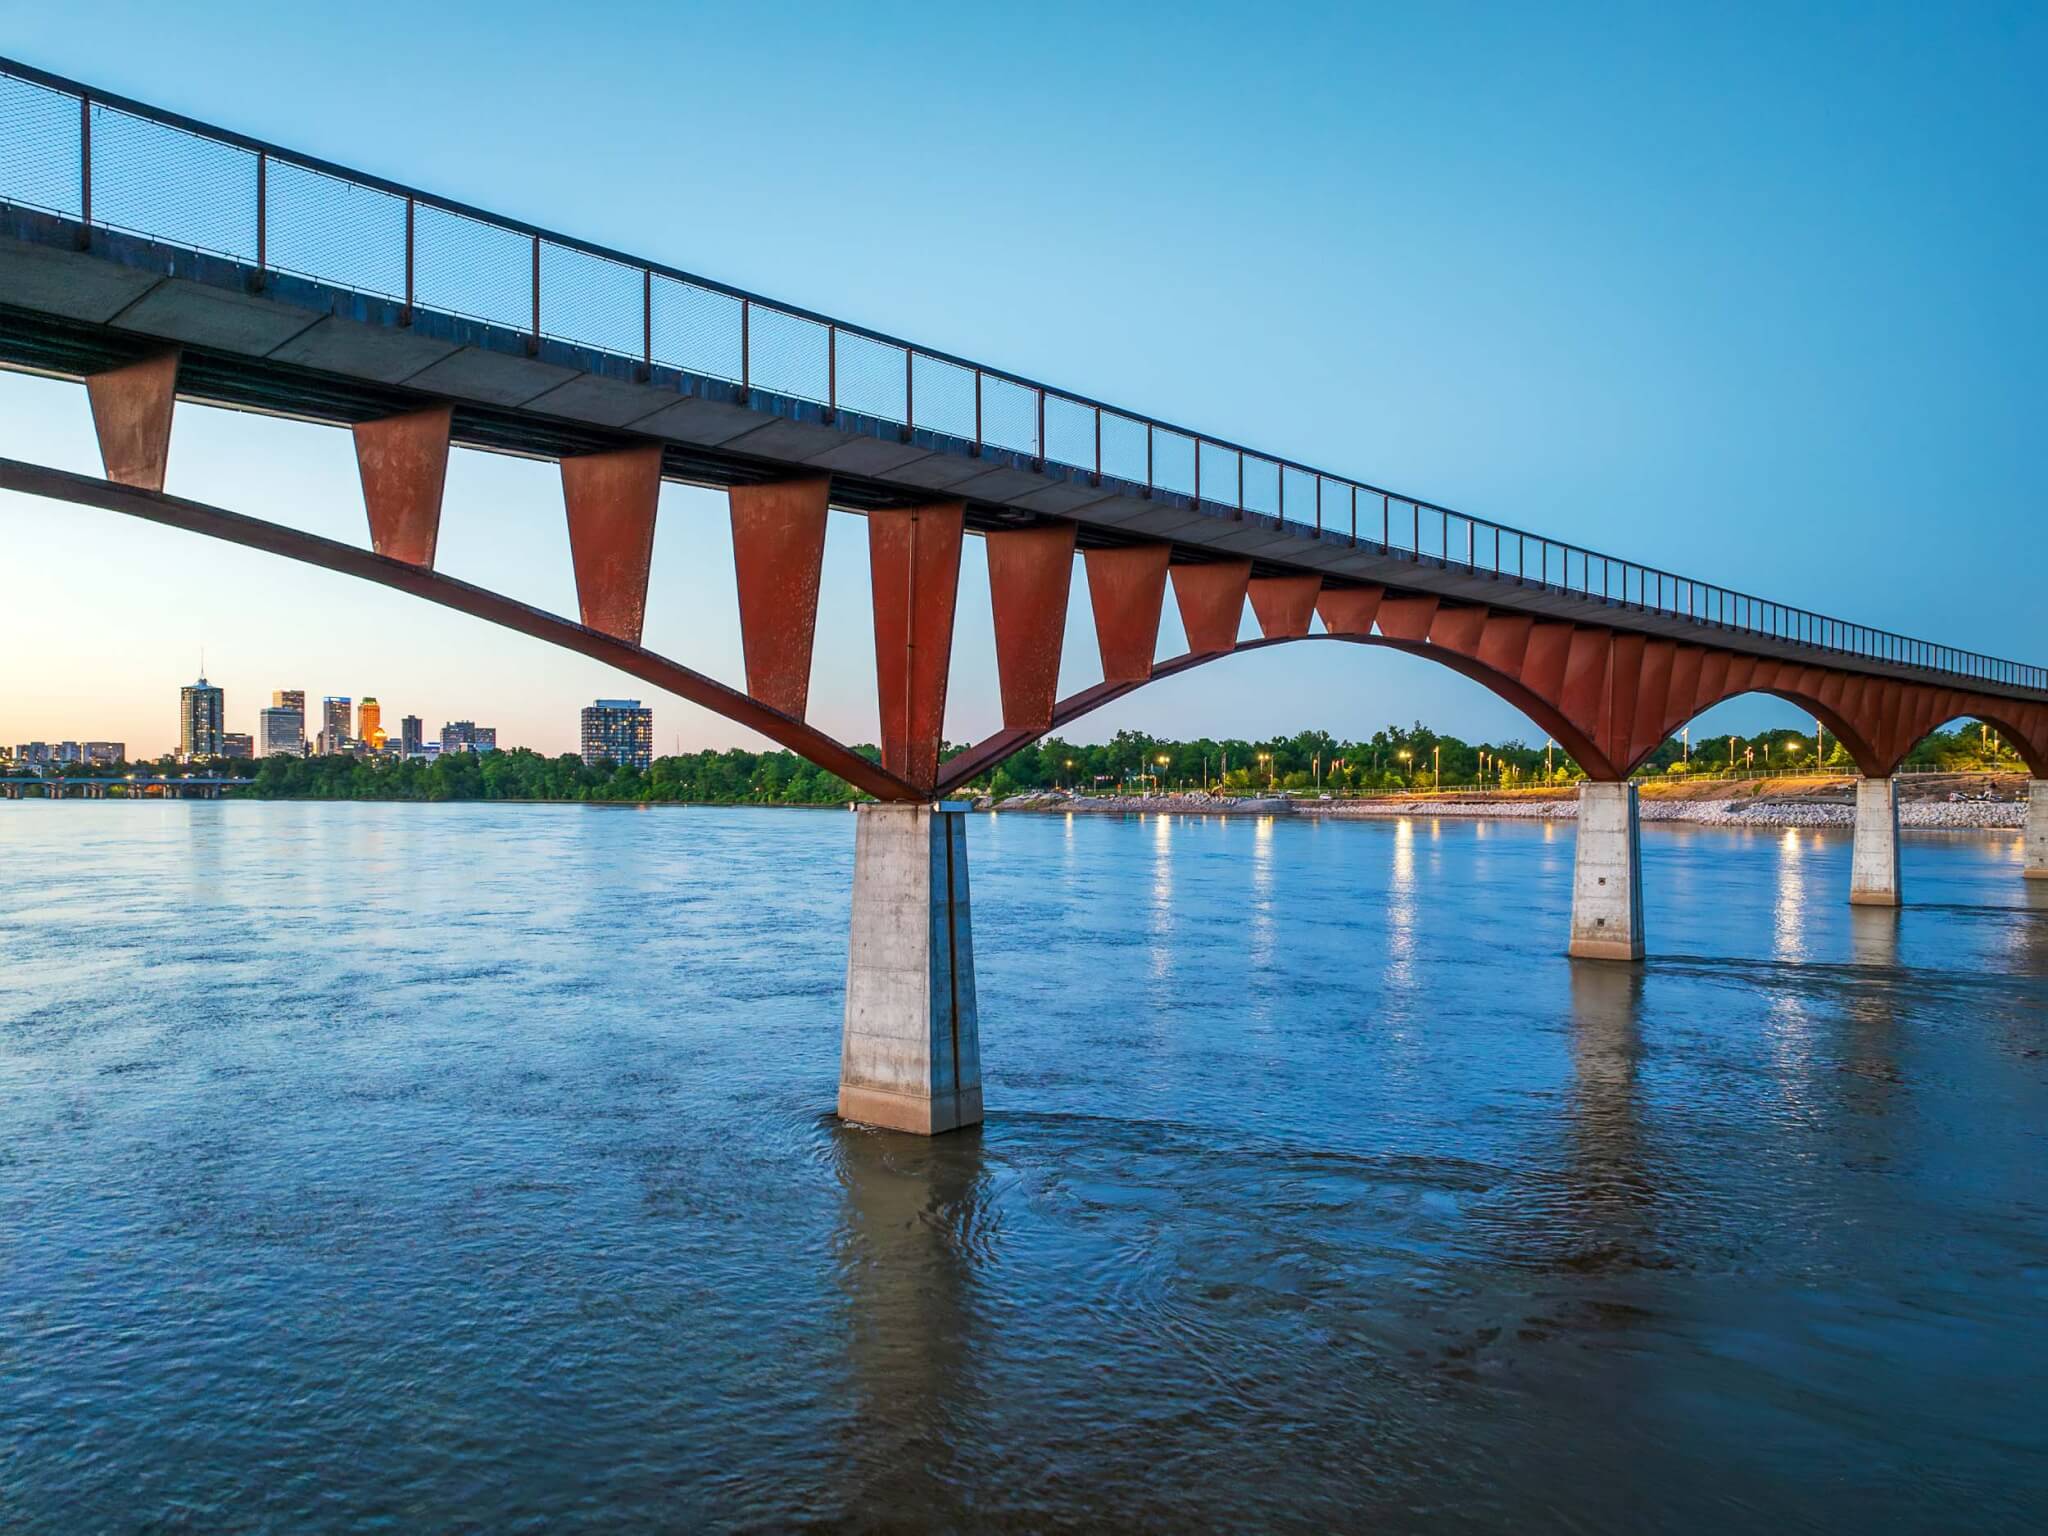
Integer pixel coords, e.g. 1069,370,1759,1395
2,6,2042,765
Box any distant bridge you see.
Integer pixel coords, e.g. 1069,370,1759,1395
0,774,239,798
2,57,2043,1134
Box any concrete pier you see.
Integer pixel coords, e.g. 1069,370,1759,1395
1569,781,1644,961
839,802,982,1136
1849,776,1902,906
2027,781,2048,880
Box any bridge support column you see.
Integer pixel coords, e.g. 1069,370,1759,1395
1569,782,1643,961
2026,781,2048,880
839,802,981,1136
1849,776,1902,906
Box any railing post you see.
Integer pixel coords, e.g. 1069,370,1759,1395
828,326,838,419
973,369,983,454
1350,485,1358,547
642,268,652,378
77,93,91,248
254,150,266,280
741,300,751,397
904,349,914,440
1092,406,1101,484
529,233,540,355
1035,387,1044,461
1382,492,1390,549
403,196,414,325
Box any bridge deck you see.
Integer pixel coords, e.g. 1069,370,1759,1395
0,55,2041,707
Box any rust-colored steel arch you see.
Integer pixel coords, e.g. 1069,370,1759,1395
934,603,2048,796
0,457,922,803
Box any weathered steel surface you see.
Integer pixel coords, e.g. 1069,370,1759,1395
1169,560,1251,656
352,404,451,568
1247,573,1321,640
1082,544,1171,683
85,352,179,492
729,476,831,720
561,443,663,646
869,501,966,794
984,523,1076,731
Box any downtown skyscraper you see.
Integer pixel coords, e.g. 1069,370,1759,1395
179,677,223,761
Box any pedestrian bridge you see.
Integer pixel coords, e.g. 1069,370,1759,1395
3,56,2044,1134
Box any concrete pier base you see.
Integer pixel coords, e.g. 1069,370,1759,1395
838,802,982,1136
1849,775,1902,906
2027,781,2048,881
1569,782,1644,961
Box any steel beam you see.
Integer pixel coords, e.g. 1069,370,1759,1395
352,404,451,568
1169,559,1251,656
729,476,831,720
869,500,965,793
85,351,178,491
561,443,663,645
1082,544,1171,683
984,523,1076,731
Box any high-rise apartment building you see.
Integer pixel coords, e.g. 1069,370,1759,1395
358,697,385,752
258,703,305,758
581,699,653,770
400,715,424,756
180,677,224,761
321,697,351,756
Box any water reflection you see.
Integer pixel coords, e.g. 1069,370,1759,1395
830,1123,991,1524
1564,964,1656,1249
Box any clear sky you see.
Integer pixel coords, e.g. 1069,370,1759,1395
3,2,2042,760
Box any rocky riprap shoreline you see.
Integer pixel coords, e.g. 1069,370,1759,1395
987,789,2027,830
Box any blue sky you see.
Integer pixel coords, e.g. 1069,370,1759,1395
3,2,2042,758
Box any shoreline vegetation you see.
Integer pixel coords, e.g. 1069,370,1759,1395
11,723,2030,826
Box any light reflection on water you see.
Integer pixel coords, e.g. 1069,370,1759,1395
1,801,2045,1533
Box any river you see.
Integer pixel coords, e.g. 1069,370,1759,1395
2,803,2043,1531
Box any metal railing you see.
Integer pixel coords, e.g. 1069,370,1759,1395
1,56,2042,696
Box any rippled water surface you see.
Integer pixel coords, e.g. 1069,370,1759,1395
3,803,2045,1532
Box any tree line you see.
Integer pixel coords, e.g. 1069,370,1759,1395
10,721,2028,803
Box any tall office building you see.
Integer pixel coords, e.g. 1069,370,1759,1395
180,676,224,761
321,697,351,756
581,699,653,770
440,721,498,755
273,689,306,712
358,697,385,752
220,732,254,759
400,715,424,756
258,703,305,757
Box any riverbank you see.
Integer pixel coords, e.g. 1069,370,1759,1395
988,773,2032,830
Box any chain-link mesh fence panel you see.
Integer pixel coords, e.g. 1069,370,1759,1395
266,158,406,300
1042,394,1094,471
749,305,828,403
651,275,742,384
979,374,1037,455
92,103,256,260
1282,467,1318,530
911,353,975,440
834,330,906,423
1197,441,1237,508
1098,412,1146,484
1242,456,1279,516
0,73,80,217
540,240,640,359
413,203,530,332
1149,427,1195,497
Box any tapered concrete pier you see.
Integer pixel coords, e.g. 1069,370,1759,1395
2027,781,2048,881
839,802,982,1136
1849,775,1902,906
1569,782,1644,961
